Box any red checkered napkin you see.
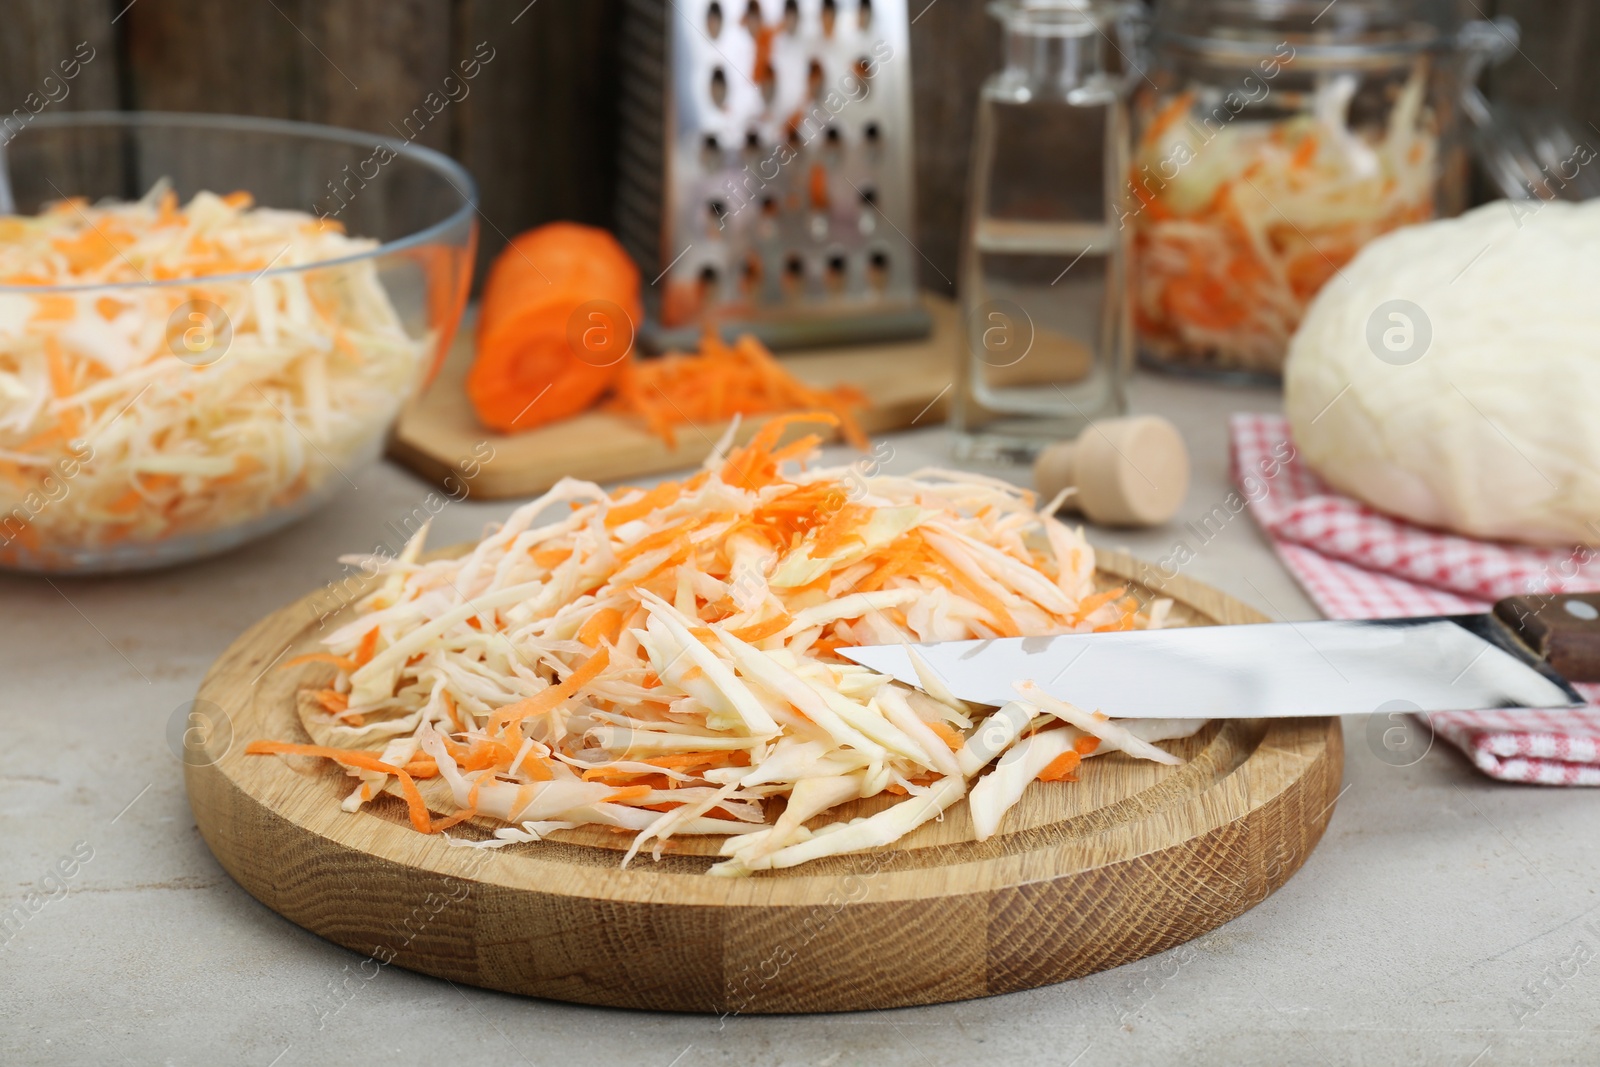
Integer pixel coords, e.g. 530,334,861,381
1230,413,1600,785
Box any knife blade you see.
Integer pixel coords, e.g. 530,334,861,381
838,595,1600,717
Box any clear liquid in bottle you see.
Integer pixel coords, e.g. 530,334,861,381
952,5,1130,464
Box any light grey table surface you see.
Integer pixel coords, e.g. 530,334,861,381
3,375,1597,1067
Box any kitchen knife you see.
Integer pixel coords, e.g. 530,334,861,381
838,593,1600,718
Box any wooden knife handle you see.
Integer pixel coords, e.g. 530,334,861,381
1494,593,1600,682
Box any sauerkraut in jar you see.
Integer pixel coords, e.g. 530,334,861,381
1126,0,1507,379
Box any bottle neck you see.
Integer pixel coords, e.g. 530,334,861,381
993,16,1112,100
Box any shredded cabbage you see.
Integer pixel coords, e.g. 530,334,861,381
0,181,428,568
251,414,1186,875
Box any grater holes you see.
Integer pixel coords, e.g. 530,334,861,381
824,125,842,148
702,133,723,166
857,186,878,236
863,121,881,145
741,0,761,32
807,163,829,211
849,57,874,101
741,253,762,293
783,0,800,32
756,60,777,104
698,264,721,294
710,67,728,109
867,249,889,289
706,0,723,36
708,199,729,230
744,129,761,152
821,0,837,35
825,254,847,292
761,196,779,218
781,254,805,297
807,59,825,99
858,0,872,29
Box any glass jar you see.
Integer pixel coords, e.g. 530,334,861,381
951,0,1133,464
1127,0,1512,380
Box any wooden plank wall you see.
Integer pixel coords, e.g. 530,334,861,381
0,0,1590,293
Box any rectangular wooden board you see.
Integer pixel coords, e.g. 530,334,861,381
386,295,959,500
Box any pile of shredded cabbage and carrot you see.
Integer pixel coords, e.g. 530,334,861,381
1131,69,1437,373
249,414,1203,876
0,181,426,564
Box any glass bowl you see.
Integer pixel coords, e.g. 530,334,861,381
0,111,477,573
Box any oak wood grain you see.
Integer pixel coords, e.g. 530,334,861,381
185,547,1343,1013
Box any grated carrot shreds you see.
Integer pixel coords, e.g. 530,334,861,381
246,412,1186,874
607,330,868,449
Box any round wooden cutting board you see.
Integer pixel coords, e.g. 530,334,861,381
185,549,1343,1013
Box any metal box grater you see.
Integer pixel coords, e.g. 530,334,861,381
618,0,930,351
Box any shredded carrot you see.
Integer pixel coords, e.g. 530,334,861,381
1038,750,1081,782
642,751,750,771
312,689,350,714
726,613,792,643
577,606,625,648
605,481,682,527
531,546,572,569
441,692,464,732
607,331,868,449
520,752,555,781
1071,586,1127,623
353,627,380,667
926,721,965,752
487,647,611,737
245,741,436,834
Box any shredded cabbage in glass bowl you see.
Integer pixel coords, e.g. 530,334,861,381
0,113,476,572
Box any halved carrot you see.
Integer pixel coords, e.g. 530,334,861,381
467,223,642,433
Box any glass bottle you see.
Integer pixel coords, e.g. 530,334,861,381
952,0,1131,463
